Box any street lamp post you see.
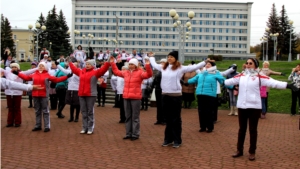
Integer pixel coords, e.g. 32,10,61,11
265,27,271,61
120,41,123,49
102,38,107,50
169,9,195,63
270,33,279,61
82,33,94,58
49,42,52,49
260,37,265,61
68,30,80,50
28,23,46,61
288,20,294,62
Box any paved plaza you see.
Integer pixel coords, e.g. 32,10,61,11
1,100,300,169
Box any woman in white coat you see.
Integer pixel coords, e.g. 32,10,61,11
225,58,297,161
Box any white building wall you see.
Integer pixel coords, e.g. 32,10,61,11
71,0,253,59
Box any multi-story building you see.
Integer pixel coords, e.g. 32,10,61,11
71,0,254,60
12,28,35,62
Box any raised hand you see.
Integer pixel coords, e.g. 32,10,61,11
109,56,115,63
67,73,73,78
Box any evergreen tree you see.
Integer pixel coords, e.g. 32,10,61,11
45,5,61,60
1,14,16,58
33,13,47,59
279,5,297,60
264,3,280,60
58,10,71,56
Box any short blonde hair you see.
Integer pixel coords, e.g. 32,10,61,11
263,61,270,65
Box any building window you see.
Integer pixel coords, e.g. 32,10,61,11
13,35,17,40
213,28,215,33
199,13,202,18
219,28,222,33
200,20,202,25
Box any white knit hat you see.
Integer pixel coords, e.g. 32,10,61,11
129,58,139,67
38,62,48,71
44,54,48,57
160,58,167,63
86,59,96,67
10,63,20,70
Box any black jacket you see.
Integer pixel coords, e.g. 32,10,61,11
151,71,162,90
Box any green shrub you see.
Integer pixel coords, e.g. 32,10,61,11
208,55,223,61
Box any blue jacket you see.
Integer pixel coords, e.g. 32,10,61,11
55,62,68,88
188,67,224,97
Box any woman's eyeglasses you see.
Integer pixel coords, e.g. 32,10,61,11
245,62,253,65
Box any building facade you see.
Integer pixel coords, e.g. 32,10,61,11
71,0,254,60
12,28,35,62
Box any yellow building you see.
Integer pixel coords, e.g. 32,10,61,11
12,28,35,62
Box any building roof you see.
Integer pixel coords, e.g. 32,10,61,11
73,0,253,5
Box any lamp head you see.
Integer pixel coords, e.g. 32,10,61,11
35,23,41,29
188,11,195,19
28,24,33,29
174,14,179,20
169,9,177,18
41,26,46,31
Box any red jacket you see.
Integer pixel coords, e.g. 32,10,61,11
111,63,152,99
18,70,68,97
69,62,110,96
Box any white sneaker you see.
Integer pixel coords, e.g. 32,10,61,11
87,131,93,135
80,130,86,134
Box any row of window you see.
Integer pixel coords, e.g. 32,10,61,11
75,10,248,19
75,25,248,34
75,46,247,54
74,40,247,48
76,6,248,12
75,18,248,26
76,32,247,41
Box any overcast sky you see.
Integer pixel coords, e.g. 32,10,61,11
1,0,299,46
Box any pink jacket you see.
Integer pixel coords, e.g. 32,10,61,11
111,63,152,99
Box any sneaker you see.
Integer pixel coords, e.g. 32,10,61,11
80,130,87,134
44,128,50,132
162,141,173,147
14,124,21,127
87,131,93,135
173,143,181,148
6,124,13,127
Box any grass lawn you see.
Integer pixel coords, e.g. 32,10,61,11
6,60,300,114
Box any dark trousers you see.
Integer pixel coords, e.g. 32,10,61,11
70,105,80,120
155,89,165,123
162,95,182,144
97,86,106,106
118,94,126,121
49,94,57,110
237,108,261,154
291,90,300,115
213,95,219,122
114,92,119,107
6,95,22,125
197,95,215,131
56,87,67,115
141,97,148,109
28,95,33,107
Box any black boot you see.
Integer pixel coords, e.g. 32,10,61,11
69,105,74,122
74,105,80,122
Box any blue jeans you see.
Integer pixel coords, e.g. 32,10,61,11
261,98,266,114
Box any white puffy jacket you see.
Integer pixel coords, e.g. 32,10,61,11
225,69,287,109
1,67,37,95
116,76,125,94
57,65,80,91
150,57,206,94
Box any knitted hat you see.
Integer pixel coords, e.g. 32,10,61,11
10,63,20,70
43,54,48,57
86,59,96,67
168,51,178,60
128,58,139,67
160,58,167,63
122,66,128,70
31,62,37,66
38,62,48,71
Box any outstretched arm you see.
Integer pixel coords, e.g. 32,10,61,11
57,65,72,74
141,64,153,79
95,62,110,78
69,62,81,76
149,57,162,71
182,61,206,73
